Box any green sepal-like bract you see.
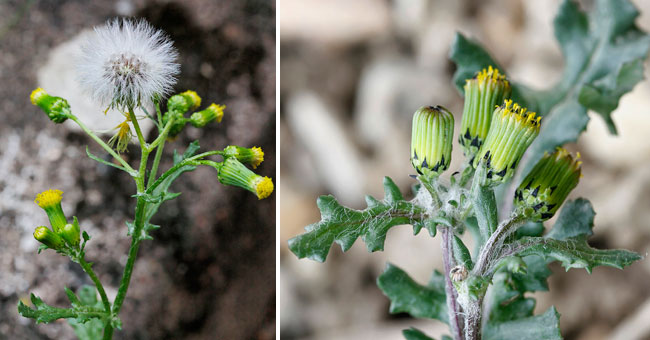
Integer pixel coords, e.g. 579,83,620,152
411,105,454,177
33,226,64,250
30,88,70,123
459,66,512,161
514,148,581,221
474,100,540,184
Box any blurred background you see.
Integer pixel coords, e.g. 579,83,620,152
0,0,275,339
280,0,650,339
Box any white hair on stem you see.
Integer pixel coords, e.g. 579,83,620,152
77,18,180,111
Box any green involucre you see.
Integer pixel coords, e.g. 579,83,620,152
459,66,512,161
410,105,454,177
514,148,581,221
474,100,540,184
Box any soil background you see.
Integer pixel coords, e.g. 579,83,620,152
0,0,275,339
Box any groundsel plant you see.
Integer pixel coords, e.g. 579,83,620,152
19,19,273,339
288,1,648,338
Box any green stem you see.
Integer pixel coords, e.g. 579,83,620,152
112,109,151,316
147,142,166,188
128,107,147,150
78,257,111,313
146,117,174,153
67,115,135,173
102,325,114,340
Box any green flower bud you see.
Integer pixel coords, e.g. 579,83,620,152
61,218,81,248
34,189,67,233
167,90,202,113
224,145,264,169
163,90,202,138
459,66,511,161
30,88,70,123
410,105,454,177
189,103,225,128
217,158,274,199
514,148,581,221
33,226,64,250
474,100,540,184
162,111,188,138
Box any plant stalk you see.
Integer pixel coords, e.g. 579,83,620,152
441,226,464,340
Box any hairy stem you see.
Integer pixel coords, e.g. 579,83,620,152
464,297,483,340
441,227,464,340
473,214,525,276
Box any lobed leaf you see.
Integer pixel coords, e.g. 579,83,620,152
288,177,426,262
402,327,439,340
513,236,641,274
484,307,562,340
18,293,105,324
377,263,448,323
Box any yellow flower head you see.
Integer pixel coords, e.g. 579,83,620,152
30,88,47,106
189,103,226,127
34,189,63,209
250,147,264,169
182,90,202,111
254,176,274,200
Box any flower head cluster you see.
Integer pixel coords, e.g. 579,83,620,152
33,190,81,251
77,19,179,111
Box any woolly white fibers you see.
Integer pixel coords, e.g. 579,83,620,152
77,18,179,111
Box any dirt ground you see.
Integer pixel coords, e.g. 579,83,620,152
0,0,275,339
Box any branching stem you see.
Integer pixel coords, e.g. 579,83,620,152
441,227,464,340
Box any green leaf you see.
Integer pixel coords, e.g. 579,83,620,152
18,293,106,324
402,327,436,340
450,0,650,174
471,184,498,244
66,286,106,340
85,146,137,176
545,198,595,240
513,236,641,273
484,307,562,340
377,263,448,323
452,235,473,270
449,33,501,93
288,177,426,262
173,140,200,165
487,271,536,323
136,141,201,240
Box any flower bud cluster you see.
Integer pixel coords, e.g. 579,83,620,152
33,190,81,251
409,66,580,221
162,90,226,138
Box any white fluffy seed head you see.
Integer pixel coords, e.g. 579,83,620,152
77,18,179,111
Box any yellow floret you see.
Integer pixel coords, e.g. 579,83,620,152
34,189,63,208
254,177,274,199
209,103,226,123
30,88,47,105
182,90,202,110
251,146,264,169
